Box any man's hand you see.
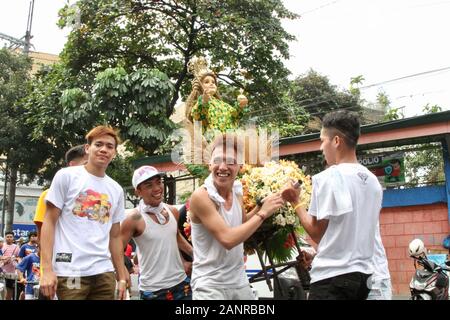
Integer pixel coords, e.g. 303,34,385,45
183,261,192,276
117,280,127,300
40,269,58,299
281,180,301,204
296,249,315,269
18,278,27,285
259,193,285,219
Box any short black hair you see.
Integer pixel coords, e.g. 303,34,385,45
65,144,86,165
322,110,360,149
5,231,14,236
28,231,37,237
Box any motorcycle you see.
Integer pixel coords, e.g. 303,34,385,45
408,238,450,300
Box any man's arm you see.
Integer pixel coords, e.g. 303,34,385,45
190,189,284,250
33,190,48,241
120,209,139,249
242,201,261,222
39,202,60,298
293,206,328,244
281,182,328,244
17,270,27,284
169,206,193,258
109,222,127,300
16,257,29,284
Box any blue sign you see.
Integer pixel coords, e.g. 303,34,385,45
1,223,36,239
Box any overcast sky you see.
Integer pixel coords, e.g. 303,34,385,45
1,0,450,116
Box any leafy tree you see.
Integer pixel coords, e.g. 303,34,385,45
24,65,175,185
0,49,49,232
383,107,402,121
282,70,361,134
376,91,390,113
57,0,298,115
19,0,299,194
404,104,445,186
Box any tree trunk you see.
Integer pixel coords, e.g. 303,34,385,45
5,165,17,233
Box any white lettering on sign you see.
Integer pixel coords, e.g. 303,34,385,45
358,156,382,166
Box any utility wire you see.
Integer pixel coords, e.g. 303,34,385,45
300,0,341,15
359,66,450,90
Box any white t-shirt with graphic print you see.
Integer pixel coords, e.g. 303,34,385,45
46,165,125,277
308,163,383,284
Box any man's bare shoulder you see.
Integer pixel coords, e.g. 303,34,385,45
190,187,210,205
125,208,142,221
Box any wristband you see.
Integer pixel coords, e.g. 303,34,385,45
293,203,303,211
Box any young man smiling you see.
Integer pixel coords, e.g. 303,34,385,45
40,126,127,300
121,166,193,300
189,133,284,300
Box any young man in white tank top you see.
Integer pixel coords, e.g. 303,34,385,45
189,133,285,300
121,166,193,300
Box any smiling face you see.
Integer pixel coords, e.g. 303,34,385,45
209,146,241,189
85,134,117,170
136,176,164,207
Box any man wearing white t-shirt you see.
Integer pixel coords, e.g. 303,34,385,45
367,224,392,300
283,110,382,300
40,126,127,300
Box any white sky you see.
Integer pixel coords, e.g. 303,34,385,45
1,0,450,117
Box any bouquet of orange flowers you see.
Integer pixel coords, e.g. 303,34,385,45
241,160,312,262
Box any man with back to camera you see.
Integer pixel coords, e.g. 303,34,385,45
282,110,382,300
39,126,127,300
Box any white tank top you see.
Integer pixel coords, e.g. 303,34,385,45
133,204,186,291
190,191,249,290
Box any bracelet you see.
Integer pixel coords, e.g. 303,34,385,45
118,280,127,285
293,203,303,211
255,212,265,221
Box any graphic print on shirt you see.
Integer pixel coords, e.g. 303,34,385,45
72,189,112,224
31,262,40,282
357,171,368,184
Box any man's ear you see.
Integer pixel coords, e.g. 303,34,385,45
134,188,140,197
334,135,342,147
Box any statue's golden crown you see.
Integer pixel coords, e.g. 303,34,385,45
188,56,214,80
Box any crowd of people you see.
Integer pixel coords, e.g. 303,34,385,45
0,108,395,301
0,54,398,301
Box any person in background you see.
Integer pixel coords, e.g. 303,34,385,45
33,144,88,239
367,224,392,300
18,231,38,260
16,245,40,300
0,231,20,300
